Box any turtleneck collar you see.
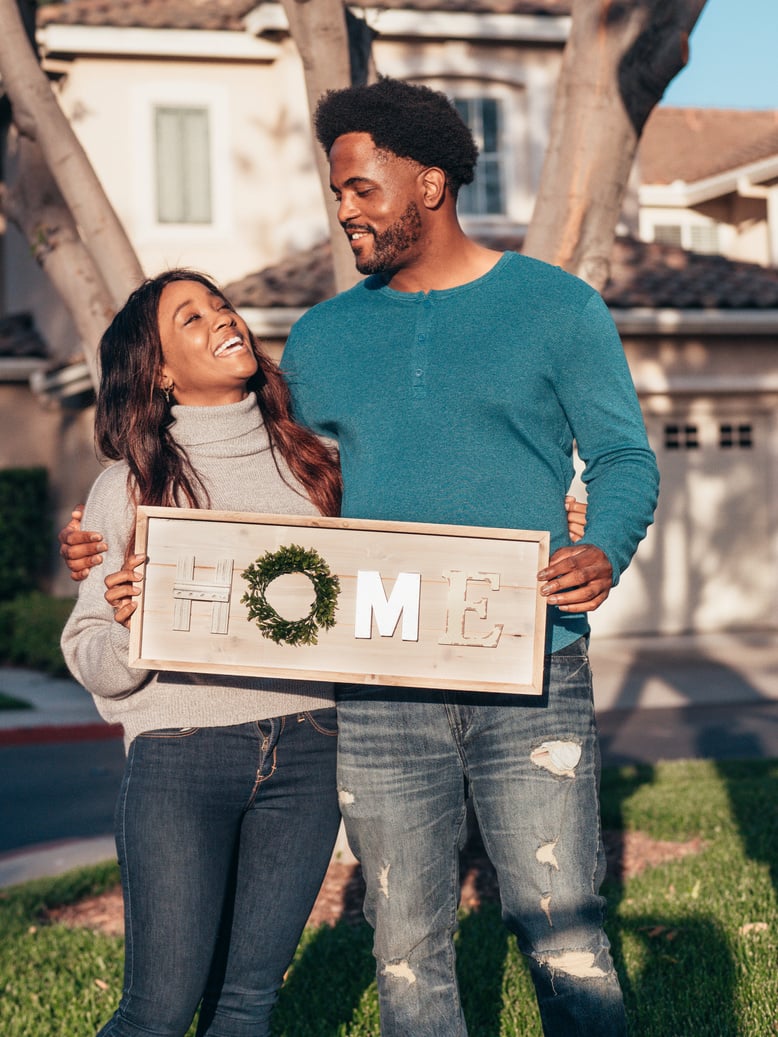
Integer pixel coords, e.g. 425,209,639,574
168,392,269,453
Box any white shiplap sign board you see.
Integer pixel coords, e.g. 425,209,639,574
128,507,549,695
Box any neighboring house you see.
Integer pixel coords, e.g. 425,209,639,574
638,106,778,267
0,0,776,637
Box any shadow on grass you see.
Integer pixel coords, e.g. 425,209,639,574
456,901,739,1036
267,767,742,1037
712,759,778,892
600,764,744,1036
598,642,778,1029
268,756,768,1036
615,911,739,1036
457,904,513,1037
271,918,377,1037
275,851,737,1035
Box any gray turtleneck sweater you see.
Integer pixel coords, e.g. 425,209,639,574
61,394,335,748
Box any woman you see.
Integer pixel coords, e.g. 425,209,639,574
61,270,342,1037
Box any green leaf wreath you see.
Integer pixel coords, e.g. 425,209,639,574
241,544,341,647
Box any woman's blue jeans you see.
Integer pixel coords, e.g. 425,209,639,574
98,708,339,1037
335,638,627,1037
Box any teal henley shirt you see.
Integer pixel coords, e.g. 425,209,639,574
283,251,659,653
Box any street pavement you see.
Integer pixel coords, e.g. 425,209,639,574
1,629,777,888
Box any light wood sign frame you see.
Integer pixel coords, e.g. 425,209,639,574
129,507,550,695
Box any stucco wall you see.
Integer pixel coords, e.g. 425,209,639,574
590,333,778,637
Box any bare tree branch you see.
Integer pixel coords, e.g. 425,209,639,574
0,0,143,309
2,128,114,387
523,0,707,291
280,0,364,293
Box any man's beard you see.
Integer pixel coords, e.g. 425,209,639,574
352,202,423,275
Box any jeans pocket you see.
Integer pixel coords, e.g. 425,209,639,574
303,707,338,737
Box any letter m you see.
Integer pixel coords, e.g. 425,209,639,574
354,571,421,642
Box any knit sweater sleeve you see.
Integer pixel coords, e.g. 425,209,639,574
60,464,152,699
554,290,659,581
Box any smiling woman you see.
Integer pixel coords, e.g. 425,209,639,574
157,280,258,407
59,269,344,1037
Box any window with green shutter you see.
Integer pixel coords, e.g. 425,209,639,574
154,106,212,225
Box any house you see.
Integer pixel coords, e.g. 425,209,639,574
0,0,776,638
637,107,778,267
2,0,574,578
13,0,570,348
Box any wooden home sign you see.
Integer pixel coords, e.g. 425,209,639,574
129,507,550,695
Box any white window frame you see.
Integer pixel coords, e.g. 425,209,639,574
420,77,532,231
453,95,507,218
131,81,232,242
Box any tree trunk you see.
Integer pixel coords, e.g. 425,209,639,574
523,0,707,291
2,128,115,388
0,0,143,310
281,0,369,294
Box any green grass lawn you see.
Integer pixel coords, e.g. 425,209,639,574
1,758,776,1036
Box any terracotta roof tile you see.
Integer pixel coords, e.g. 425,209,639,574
37,0,570,31
639,107,778,185
225,237,778,311
37,0,258,32
362,0,571,11
228,243,335,308
605,238,778,309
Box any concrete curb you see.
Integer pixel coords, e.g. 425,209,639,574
0,836,117,889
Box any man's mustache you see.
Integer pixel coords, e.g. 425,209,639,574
342,223,374,235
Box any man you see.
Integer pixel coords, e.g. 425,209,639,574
63,78,657,1036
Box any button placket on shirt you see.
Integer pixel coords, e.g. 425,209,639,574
411,295,432,397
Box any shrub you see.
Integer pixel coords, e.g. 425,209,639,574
0,467,52,600
0,591,74,676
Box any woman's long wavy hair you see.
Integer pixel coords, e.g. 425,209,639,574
95,269,342,517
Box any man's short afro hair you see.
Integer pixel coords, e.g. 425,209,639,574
314,77,478,194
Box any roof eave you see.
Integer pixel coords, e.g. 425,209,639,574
240,306,308,338
640,154,778,208
36,23,281,62
612,307,778,336
242,305,778,340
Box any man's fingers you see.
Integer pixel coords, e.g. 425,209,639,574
541,562,609,595
61,541,106,562
554,587,611,613
537,544,613,612
62,531,106,550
